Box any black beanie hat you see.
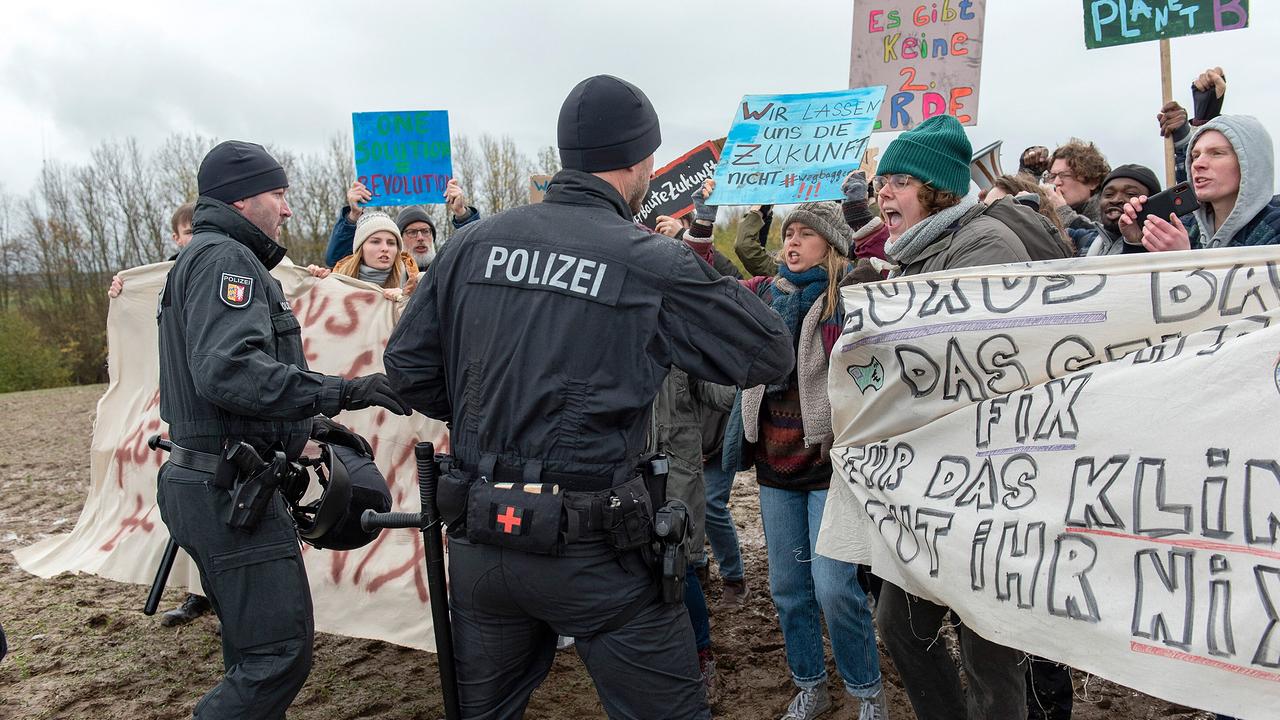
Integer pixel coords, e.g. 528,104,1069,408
198,140,289,204
395,207,436,235
1103,164,1161,196
558,75,661,172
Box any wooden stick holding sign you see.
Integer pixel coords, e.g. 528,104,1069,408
1082,0,1250,185
1160,39,1175,187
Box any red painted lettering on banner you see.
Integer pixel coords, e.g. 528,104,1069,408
340,350,375,379
367,532,428,602
326,293,379,336
100,494,156,551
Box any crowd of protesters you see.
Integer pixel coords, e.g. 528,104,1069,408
640,63,1273,720
103,63,1277,720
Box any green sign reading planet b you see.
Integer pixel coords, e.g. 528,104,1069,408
1083,0,1249,49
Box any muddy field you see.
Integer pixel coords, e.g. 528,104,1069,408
0,385,1214,719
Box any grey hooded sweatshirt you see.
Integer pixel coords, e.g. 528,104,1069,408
1185,115,1280,249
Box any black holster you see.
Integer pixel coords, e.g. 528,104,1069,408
653,499,690,604
223,441,288,532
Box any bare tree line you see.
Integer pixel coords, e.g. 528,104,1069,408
0,131,560,386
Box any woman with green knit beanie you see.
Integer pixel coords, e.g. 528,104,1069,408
723,200,887,720
870,114,1033,720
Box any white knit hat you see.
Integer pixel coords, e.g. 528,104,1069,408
353,211,402,255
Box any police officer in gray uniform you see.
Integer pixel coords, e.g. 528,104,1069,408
157,140,410,719
384,76,794,720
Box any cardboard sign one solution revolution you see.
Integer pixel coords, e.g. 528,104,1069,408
352,110,453,206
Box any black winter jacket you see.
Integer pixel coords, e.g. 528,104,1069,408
385,170,793,484
159,198,345,458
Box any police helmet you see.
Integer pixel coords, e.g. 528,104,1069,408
290,442,392,551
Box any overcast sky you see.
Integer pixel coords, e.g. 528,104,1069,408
2,0,1277,197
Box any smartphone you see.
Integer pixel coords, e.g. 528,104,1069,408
1136,182,1197,225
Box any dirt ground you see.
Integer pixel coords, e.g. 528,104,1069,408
0,385,1215,719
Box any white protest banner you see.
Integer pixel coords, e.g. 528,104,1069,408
850,0,986,131
14,261,449,652
818,247,1280,719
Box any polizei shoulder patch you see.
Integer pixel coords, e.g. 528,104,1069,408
220,273,253,308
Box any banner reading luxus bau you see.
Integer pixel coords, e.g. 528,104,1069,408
708,88,884,206
634,140,722,229
817,247,1280,720
15,262,450,653
850,0,986,131
352,110,453,206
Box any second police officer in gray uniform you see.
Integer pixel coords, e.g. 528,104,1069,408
157,141,411,719
385,76,795,719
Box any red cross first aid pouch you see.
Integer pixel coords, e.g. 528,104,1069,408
466,481,563,554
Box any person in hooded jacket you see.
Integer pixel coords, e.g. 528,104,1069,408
1121,115,1280,251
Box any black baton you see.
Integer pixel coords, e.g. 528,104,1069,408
144,434,178,616
361,442,460,720
144,538,180,616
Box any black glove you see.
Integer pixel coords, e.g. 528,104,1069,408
757,205,773,248
341,373,412,416
311,416,374,458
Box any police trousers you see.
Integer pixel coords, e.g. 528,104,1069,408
448,536,710,720
156,462,314,720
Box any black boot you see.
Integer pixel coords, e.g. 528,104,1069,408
160,593,212,627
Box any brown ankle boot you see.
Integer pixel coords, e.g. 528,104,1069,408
718,578,749,608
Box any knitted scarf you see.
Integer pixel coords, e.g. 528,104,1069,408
885,199,977,267
771,266,828,340
357,265,391,286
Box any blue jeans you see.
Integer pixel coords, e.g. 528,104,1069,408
684,565,711,651
701,459,744,582
759,484,882,698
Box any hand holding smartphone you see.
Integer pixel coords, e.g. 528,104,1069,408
1136,182,1197,225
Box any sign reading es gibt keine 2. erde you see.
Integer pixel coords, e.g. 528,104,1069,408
351,110,453,206
708,87,886,207
1083,0,1249,49
849,0,986,132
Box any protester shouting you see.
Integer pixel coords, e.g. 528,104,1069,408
1121,115,1280,251
720,181,888,719
871,114,1067,720
308,211,420,300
